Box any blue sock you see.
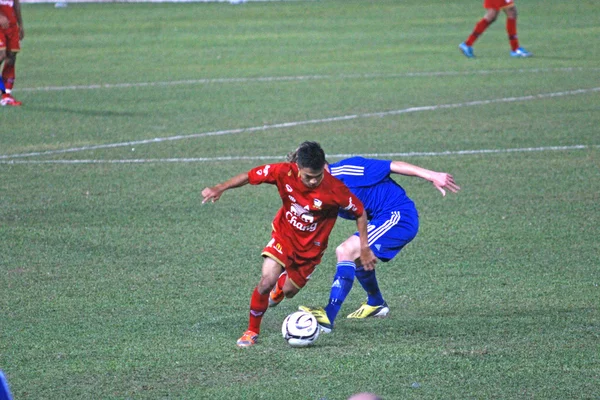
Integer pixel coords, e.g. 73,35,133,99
0,79,5,94
355,266,385,306
324,261,356,324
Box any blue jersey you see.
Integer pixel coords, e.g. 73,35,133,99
329,157,416,221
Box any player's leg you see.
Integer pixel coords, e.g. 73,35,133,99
327,238,361,323
0,54,5,93
2,52,16,92
263,234,298,307
0,45,7,99
237,256,283,347
268,270,287,307
459,6,499,58
269,265,304,307
348,211,419,319
2,25,21,105
299,235,360,332
1,50,21,106
505,6,531,57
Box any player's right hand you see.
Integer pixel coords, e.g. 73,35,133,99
431,172,460,197
359,246,377,271
201,187,221,203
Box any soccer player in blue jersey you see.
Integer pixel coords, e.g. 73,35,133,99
273,155,460,332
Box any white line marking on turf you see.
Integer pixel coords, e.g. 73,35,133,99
18,68,600,92
1,87,598,161
0,145,597,164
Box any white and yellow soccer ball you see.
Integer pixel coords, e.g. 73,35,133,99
281,311,320,347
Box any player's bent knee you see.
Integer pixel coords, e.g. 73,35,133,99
335,239,360,261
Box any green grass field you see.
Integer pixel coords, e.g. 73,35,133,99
1,0,599,398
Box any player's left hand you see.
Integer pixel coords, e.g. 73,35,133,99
360,247,377,271
431,172,460,196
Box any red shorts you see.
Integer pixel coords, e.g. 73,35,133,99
261,231,325,289
484,0,514,10
0,26,20,52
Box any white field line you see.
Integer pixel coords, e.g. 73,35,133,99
0,145,597,164
17,68,600,93
1,86,598,161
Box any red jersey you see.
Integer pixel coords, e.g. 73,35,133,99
248,162,364,254
0,0,18,27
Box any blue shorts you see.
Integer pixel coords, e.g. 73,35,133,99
354,209,419,262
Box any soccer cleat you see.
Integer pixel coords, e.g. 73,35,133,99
510,47,532,58
458,42,475,58
298,306,333,333
268,284,284,307
236,330,258,347
0,94,22,107
347,302,390,319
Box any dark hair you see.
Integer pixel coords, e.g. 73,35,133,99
291,141,326,170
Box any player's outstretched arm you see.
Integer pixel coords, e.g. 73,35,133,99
390,161,460,197
201,172,249,204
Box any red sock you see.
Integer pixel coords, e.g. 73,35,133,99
248,287,269,334
506,18,519,51
465,18,490,46
2,63,15,91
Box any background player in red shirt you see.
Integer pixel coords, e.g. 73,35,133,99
202,141,376,347
0,0,23,106
459,0,531,58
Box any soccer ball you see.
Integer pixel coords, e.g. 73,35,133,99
281,311,320,347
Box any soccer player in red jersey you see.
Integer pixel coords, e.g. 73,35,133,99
202,141,376,347
459,0,531,58
0,0,24,106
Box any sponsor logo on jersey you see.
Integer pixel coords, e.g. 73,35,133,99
256,165,271,176
288,195,297,203
286,184,293,193
0,0,14,6
342,197,358,212
267,238,283,254
286,203,318,232
273,243,283,254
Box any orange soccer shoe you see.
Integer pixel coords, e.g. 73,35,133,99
268,284,284,308
0,94,22,107
236,330,258,348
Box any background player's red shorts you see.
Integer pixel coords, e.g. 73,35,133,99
261,231,325,289
0,26,21,52
483,0,514,10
